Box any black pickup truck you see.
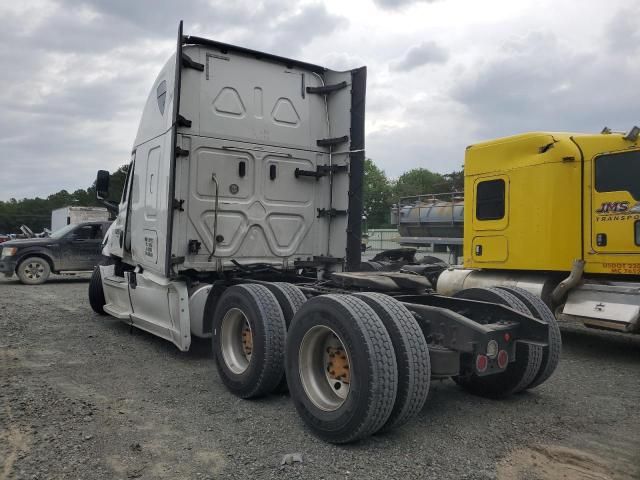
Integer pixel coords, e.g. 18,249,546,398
0,221,111,285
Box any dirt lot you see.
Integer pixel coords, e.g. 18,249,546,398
1,275,639,480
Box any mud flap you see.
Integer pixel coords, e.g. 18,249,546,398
126,271,192,351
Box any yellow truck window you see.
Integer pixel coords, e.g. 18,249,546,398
636,220,640,246
476,179,505,220
595,151,640,200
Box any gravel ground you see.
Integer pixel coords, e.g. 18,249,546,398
1,274,639,480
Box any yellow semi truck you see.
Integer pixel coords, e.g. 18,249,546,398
437,127,640,332
407,128,640,333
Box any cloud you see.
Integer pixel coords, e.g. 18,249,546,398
0,0,348,200
391,41,448,71
0,0,635,202
373,0,440,10
605,8,640,55
450,30,640,139
256,3,349,57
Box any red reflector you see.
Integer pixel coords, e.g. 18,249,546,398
504,332,511,342
476,354,488,372
497,350,509,369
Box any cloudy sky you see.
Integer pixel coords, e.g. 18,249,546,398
1,0,638,200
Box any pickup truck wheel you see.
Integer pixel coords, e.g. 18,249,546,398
262,282,307,393
286,295,398,443
212,284,286,399
354,292,430,433
452,287,543,398
496,286,561,389
16,257,51,285
88,266,107,315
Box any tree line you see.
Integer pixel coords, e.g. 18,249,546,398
363,159,463,228
0,166,129,234
0,161,462,233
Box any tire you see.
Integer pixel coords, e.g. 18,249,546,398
262,282,307,393
360,261,384,272
88,266,107,315
496,286,561,389
286,294,398,443
452,287,543,398
212,284,286,399
420,255,447,266
262,282,307,328
353,292,431,433
16,256,51,285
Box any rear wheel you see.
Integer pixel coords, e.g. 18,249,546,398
17,256,51,285
452,287,543,398
353,292,430,433
496,286,561,389
212,284,286,398
262,282,306,328
286,294,398,443
262,282,307,392
88,267,107,314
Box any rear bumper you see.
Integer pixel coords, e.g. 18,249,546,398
0,258,16,275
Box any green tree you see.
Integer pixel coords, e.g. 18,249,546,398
0,166,128,234
363,158,392,228
442,169,464,191
393,168,451,199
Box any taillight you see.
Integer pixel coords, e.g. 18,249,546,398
476,355,488,372
497,350,509,369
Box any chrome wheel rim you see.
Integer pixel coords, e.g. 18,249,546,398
220,308,252,374
299,325,351,411
25,261,45,280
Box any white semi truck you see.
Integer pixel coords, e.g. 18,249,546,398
89,22,560,444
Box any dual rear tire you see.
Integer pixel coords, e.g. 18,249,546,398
212,284,287,399
452,287,560,398
211,285,431,443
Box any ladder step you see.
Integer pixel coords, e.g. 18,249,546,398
177,114,192,128
295,164,348,179
182,53,204,71
317,135,349,147
306,81,348,95
317,208,347,218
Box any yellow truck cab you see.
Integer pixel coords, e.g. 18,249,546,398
437,128,640,333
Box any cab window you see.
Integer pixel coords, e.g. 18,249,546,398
70,225,102,240
121,161,134,203
595,150,640,200
476,179,505,220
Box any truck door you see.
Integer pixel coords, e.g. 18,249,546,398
106,158,134,261
589,149,640,273
470,175,509,263
62,223,104,270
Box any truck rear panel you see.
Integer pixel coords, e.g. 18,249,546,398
121,26,365,277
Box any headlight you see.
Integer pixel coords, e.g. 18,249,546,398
1,247,17,258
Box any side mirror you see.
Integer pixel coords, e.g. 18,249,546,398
96,170,110,200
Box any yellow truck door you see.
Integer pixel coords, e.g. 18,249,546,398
585,145,640,274
470,175,509,263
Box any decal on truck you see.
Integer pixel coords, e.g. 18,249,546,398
595,201,640,221
602,262,640,274
596,201,629,214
